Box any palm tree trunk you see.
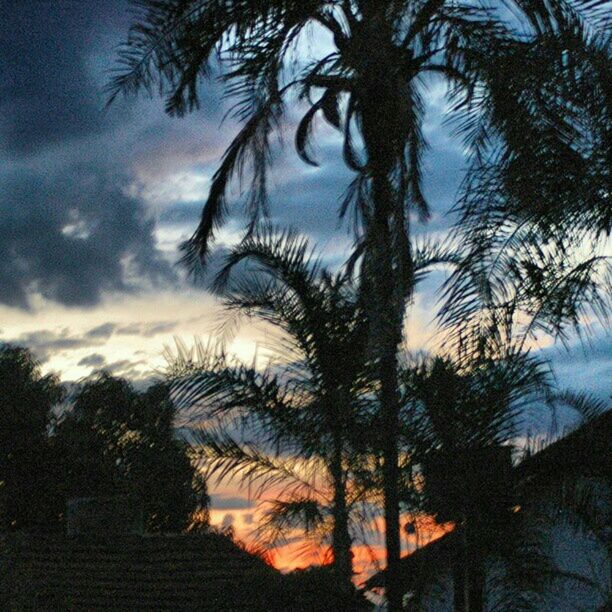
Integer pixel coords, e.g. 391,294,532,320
330,435,354,599
360,87,408,612
453,526,468,612
466,521,485,612
380,342,403,612
358,180,405,611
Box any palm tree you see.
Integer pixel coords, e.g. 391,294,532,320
439,234,611,365
167,229,372,598
439,24,610,356
398,350,609,611
109,3,606,606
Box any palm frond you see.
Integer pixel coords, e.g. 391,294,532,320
179,93,285,271
553,390,610,425
190,426,323,499
167,336,319,450
254,496,329,548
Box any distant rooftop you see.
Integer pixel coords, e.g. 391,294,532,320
364,410,611,593
1,532,280,611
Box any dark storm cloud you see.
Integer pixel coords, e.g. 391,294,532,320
0,165,175,308
0,0,460,313
0,1,126,156
0,0,243,309
0,0,181,309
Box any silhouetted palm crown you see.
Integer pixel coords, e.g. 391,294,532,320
168,230,372,592
109,0,606,277
110,3,607,608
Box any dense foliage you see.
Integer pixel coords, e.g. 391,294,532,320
51,373,209,533
0,346,208,533
0,344,63,531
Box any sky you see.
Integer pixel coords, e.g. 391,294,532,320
1,0,610,573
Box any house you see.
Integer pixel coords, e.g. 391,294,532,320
0,495,368,611
364,411,611,610
0,531,282,610
0,495,285,610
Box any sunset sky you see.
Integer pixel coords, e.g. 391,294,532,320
1,0,609,573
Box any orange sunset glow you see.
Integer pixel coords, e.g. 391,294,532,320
209,504,454,578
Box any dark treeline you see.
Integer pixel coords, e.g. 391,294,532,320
0,344,208,534
0,349,376,612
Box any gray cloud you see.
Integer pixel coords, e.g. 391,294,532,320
2,1,464,312
96,358,154,383
0,166,176,308
220,513,235,531
541,336,612,401
0,1,193,309
116,320,178,337
86,323,118,339
105,359,142,375
77,353,107,368
267,151,354,241
6,328,100,363
158,202,205,227
104,359,134,374
210,495,256,510
544,335,611,366
0,1,127,157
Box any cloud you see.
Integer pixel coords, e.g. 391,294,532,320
105,359,133,372
210,495,256,510
116,320,178,337
0,3,101,156
2,325,122,365
220,513,235,531
77,353,107,368
542,336,612,401
105,359,146,377
0,1,200,309
7,328,99,363
86,323,118,339
0,167,176,308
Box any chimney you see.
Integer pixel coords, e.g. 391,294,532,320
66,496,144,537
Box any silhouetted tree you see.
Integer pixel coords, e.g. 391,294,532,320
109,2,607,606
168,229,372,599
51,373,209,533
398,351,609,611
440,27,610,352
273,565,373,611
0,344,63,531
